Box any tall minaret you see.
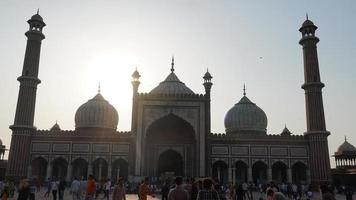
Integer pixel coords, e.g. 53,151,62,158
299,17,330,186
7,12,45,178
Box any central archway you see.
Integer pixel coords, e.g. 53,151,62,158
157,150,183,177
145,113,196,177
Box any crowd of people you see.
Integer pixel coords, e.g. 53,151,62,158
0,176,354,200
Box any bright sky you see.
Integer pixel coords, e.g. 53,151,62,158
0,1,355,167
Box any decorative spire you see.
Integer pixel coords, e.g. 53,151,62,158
345,135,347,142
243,84,246,96
306,13,308,20
171,56,175,73
37,8,39,15
98,82,101,93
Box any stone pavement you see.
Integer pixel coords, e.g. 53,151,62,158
9,190,353,200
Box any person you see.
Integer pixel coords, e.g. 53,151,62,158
235,184,244,200
29,181,36,200
272,192,287,200
58,179,66,200
44,178,51,198
161,181,170,200
168,176,189,200
51,178,59,200
17,179,30,200
112,177,126,200
70,177,81,200
85,175,96,200
320,184,336,200
266,189,274,200
104,179,111,200
196,178,219,200
138,177,153,200
0,186,9,200
345,186,353,200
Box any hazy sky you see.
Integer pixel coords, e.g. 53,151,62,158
1,1,355,167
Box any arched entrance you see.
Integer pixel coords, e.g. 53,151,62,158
272,161,287,183
72,158,88,180
31,157,47,181
145,114,195,177
112,159,128,182
235,161,248,183
52,157,68,179
292,162,307,184
212,160,228,184
252,161,267,184
157,150,183,177
92,158,108,181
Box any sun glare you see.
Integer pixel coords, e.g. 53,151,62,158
86,52,140,128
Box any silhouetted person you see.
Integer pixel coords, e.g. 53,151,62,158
17,179,30,200
168,177,189,200
196,178,219,200
161,181,170,200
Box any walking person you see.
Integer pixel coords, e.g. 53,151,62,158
70,177,81,200
51,178,59,200
58,178,66,200
196,178,219,200
104,179,111,200
85,175,96,200
161,181,170,200
112,177,126,200
168,177,189,200
17,179,30,200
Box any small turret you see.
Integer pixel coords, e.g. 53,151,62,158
131,68,141,95
203,69,213,97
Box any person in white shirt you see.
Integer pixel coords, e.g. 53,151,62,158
70,177,81,200
104,179,111,200
51,179,59,200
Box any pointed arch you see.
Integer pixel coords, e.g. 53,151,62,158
212,160,228,184
272,161,287,183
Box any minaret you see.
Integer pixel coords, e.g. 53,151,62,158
299,17,331,186
131,68,140,133
7,12,46,178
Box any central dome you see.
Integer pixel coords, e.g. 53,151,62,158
75,93,118,130
224,95,268,134
150,72,195,95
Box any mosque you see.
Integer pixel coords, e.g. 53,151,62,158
6,13,336,187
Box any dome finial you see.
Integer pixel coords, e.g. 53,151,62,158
243,84,246,96
306,13,308,20
37,8,40,15
171,55,175,73
98,82,101,93
345,135,347,142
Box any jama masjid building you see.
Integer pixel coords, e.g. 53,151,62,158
7,13,331,187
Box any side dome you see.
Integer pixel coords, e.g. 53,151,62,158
75,93,118,130
224,95,267,134
336,138,356,156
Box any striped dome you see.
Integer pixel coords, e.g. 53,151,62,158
150,72,194,95
75,93,118,130
224,95,267,134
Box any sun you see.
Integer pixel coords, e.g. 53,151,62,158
86,52,140,129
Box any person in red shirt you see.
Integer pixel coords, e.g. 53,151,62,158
138,177,154,200
86,175,96,200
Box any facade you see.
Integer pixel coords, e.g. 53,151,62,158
7,13,331,187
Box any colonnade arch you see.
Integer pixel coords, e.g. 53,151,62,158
212,160,228,183
235,161,248,183
272,161,287,183
52,157,68,179
72,158,88,180
292,162,307,184
92,158,108,181
112,158,129,183
31,157,47,181
252,161,268,184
